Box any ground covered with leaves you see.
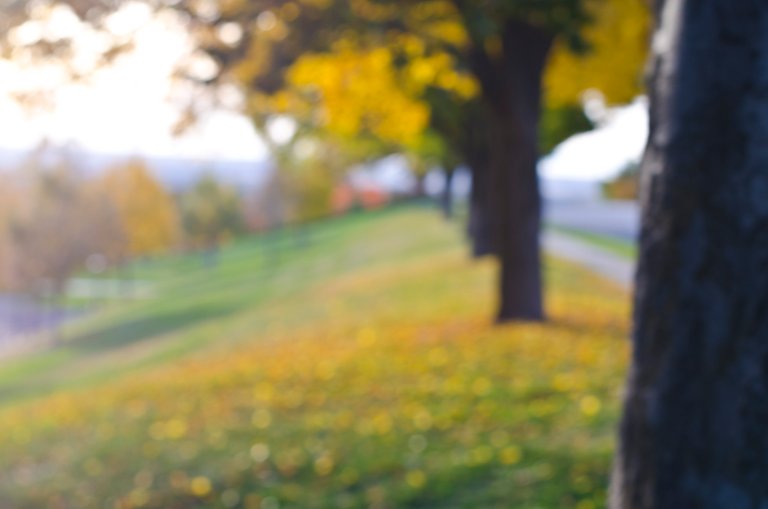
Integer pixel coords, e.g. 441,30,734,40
0,206,629,509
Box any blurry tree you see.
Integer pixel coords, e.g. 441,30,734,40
0,0,649,321
278,0,649,320
392,0,637,320
244,170,292,232
283,45,436,149
611,2,768,507
266,41,471,206
406,131,461,214
96,160,179,259
0,175,19,291
291,154,341,223
544,0,649,107
243,116,350,230
179,174,243,262
6,164,125,298
228,0,640,318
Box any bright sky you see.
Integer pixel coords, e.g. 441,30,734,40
539,97,649,181
0,2,267,161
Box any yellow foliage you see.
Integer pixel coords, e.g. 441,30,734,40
545,0,651,106
421,18,468,48
97,160,179,258
189,476,212,497
287,45,430,146
349,0,399,20
285,38,476,147
298,0,332,8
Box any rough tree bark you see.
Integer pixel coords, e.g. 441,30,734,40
470,20,553,322
611,1,768,507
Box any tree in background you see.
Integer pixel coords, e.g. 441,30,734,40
258,41,465,215
0,174,19,291
96,160,179,260
6,163,125,298
291,152,343,224
179,174,243,264
612,1,768,506
243,170,292,233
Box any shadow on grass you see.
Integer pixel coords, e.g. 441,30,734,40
66,301,240,355
0,302,241,405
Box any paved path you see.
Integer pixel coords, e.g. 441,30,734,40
545,200,639,241
543,199,639,288
543,230,635,289
0,296,79,356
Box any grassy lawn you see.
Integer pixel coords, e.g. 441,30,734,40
547,225,637,260
0,205,630,509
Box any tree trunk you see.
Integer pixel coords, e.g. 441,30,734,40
611,2,768,507
464,100,496,257
471,20,553,322
467,153,495,256
413,173,427,198
440,166,455,220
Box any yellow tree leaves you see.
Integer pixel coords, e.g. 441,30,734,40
284,39,476,148
545,0,651,106
241,0,645,155
97,160,179,258
286,45,429,146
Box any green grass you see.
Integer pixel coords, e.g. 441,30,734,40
0,204,630,509
0,205,449,404
547,225,637,260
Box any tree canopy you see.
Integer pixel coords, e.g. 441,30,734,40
97,160,179,258
180,174,244,252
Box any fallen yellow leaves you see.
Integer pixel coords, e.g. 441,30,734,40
0,248,630,508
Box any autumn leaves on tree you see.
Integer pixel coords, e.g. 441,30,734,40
0,158,179,296
0,157,250,296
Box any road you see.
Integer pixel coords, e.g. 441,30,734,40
543,231,635,288
0,295,80,354
544,199,640,288
545,199,639,241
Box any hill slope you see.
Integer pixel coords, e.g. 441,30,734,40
0,205,629,509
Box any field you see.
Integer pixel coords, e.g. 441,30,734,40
0,205,630,509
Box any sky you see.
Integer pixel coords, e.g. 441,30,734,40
0,2,266,161
539,97,649,182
